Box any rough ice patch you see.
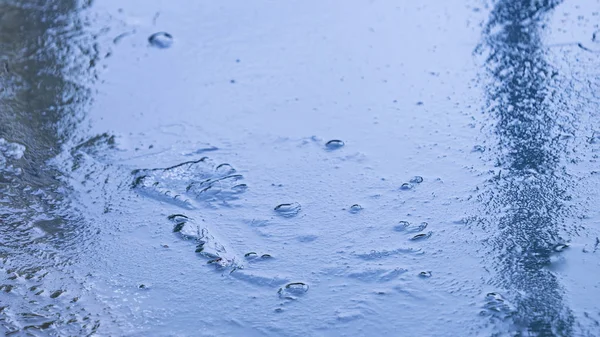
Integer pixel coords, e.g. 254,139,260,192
0,138,26,174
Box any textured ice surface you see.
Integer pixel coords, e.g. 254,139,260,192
2,0,600,336
0,138,25,174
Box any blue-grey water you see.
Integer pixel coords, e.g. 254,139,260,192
1,0,600,336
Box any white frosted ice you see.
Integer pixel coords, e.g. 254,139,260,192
0,138,26,172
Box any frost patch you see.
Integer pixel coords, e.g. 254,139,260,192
0,138,26,174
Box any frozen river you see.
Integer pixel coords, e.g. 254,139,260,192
1,0,600,336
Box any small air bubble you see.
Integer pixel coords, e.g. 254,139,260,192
472,145,485,153
400,183,413,190
416,222,428,231
410,176,424,184
419,271,432,278
394,221,410,231
148,32,173,49
168,214,189,230
274,202,302,218
410,232,432,241
168,214,188,221
278,282,309,299
49,290,65,298
486,292,503,300
553,243,569,252
215,163,235,174
349,204,363,213
325,139,345,150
